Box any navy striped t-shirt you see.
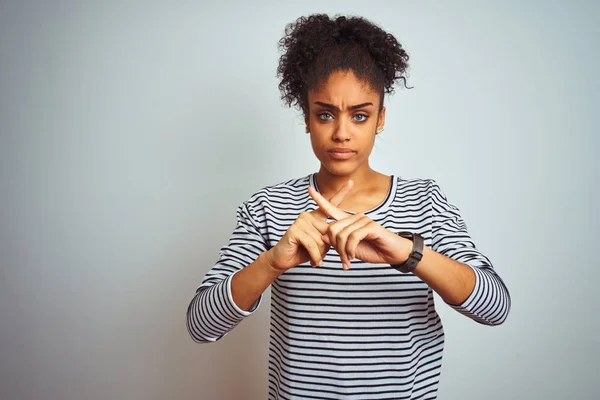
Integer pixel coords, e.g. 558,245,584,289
187,173,510,399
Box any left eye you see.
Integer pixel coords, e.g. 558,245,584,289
353,114,368,122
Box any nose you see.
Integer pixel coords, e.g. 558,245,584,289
332,119,351,142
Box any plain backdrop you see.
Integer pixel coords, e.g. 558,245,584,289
1,1,598,399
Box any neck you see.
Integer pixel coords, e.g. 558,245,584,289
315,164,380,195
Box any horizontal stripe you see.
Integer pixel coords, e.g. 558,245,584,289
186,173,511,399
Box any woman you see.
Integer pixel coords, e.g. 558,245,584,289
187,14,510,399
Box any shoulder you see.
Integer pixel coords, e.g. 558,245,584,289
393,175,442,198
385,176,459,225
243,174,312,209
389,176,454,211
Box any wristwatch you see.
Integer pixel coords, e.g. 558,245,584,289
390,232,424,273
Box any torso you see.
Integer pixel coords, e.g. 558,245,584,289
255,173,444,399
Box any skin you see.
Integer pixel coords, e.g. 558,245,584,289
305,70,390,214
231,69,476,311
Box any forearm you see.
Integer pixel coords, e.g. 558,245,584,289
411,246,476,306
409,245,510,325
186,252,278,343
231,251,282,311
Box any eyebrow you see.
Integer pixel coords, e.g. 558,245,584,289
313,101,374,111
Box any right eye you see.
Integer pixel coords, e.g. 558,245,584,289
317,112,334,121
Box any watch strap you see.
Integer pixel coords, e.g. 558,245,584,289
391,232,424,273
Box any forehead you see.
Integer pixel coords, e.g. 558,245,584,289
308,70,379,107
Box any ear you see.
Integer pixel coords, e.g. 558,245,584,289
377,106,386,132
304,114,310,133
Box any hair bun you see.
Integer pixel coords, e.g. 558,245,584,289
277,14,411,113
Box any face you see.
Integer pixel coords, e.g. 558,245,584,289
305,70,385,178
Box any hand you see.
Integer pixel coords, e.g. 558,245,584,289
308,186,412,270
265,180,354,275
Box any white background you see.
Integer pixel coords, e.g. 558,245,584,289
1,1,598,399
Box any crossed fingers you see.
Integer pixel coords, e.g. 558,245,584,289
308,181,375,269
321,213,376,270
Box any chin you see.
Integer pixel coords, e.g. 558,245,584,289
320,161,358,176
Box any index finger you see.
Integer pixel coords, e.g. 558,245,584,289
329,180,353,207
309,180,353,220
308,186,349,222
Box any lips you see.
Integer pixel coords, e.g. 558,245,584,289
327,148,356,160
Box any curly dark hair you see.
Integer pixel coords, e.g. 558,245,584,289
277,14,411,116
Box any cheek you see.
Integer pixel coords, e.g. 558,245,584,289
308,131,326,147
358,134,377,156
308,134,324,155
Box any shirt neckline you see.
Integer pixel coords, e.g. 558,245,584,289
308,173,397,218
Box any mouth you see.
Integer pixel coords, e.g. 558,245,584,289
327,149,356,160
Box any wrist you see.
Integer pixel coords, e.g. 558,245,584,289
259,250,283,280
391,235,413,265
390,232,425,273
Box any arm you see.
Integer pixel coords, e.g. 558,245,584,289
410,245,477,306
419,180,511,326
308,181,510,326
187,182,355,342
231,252,281,311
186,201,271,343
